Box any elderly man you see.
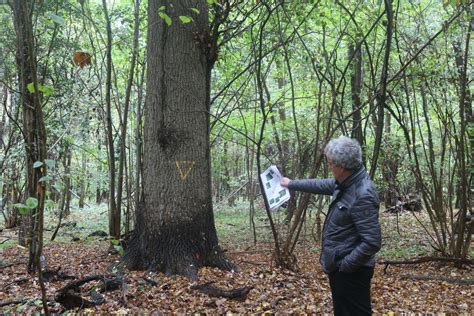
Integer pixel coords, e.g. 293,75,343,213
281,136,381,316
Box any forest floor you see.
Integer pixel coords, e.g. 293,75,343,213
0,202,473,314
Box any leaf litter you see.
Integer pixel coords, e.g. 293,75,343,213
1,239,472,314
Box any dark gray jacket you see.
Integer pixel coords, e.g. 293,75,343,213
288,167,381,273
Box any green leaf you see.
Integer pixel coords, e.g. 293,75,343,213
64,135,75,144
39,176,52,183
26,197,38,209
179,16,192,24
13,203,28,209
44,159,56,168
49,13,65,25
27,82,35,93
159,12,172,26
13,203,29,215
159,5,166,11
114,245,124,256
207,0,217,5
39,85,54,96
45,199,55,208
190,8,200,14
110,239,120,246
26,82,55,96
33,161,44,168
443,0,459,6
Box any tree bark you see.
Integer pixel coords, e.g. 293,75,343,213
117,0,140,238
10,0,49,313
61,145,72,217
134,51,146,218
369,0,393,178
102,0,119,239
349,43,364,150
12,0,36,248
78,152,87,209
453,6,472,259
123,0,235,279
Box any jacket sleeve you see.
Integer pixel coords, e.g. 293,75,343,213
288,178,336,195
339,190,382,273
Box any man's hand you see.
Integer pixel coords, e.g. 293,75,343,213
280,177,291,187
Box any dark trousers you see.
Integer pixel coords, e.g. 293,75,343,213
328,267,374,316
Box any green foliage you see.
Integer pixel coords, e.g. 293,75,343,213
44,159,56,169
38,175,52,183
12,197,38,215
179,16,192,24
26,197,38,209
26,82,54,96
111,239,124,255
0,0,470,260
33,161,43,168
12,203,29,215
159,12,172,26
114,245,124,255
45,199,55,209
214,200,280,245
379,245,430,259
158,6,172,26
47,12,66,25
443,0,464,7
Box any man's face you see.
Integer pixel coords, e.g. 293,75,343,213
326,156,344,179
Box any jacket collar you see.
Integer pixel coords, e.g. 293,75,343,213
335,166,366,190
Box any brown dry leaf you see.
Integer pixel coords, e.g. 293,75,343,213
73,51,92,68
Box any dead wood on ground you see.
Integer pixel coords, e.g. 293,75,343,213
191,282,253,300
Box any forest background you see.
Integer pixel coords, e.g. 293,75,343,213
0,0,472,314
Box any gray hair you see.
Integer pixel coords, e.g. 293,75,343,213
324,136,362,171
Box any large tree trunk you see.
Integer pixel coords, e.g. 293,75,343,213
134,49,146,217
11,0,49,312
123,0,235,280
453,7,472,259
12,0,48,273
12,0,36,247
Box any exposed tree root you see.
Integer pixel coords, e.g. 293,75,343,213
55,274,123,310
42,268,76,282
207,252,239,273
273,251,299,271
0,260,25,270
0,299,28,307
379,256,474,274
191,281,253,300
400,274,474,285
236,259,265,266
